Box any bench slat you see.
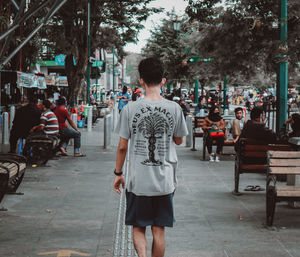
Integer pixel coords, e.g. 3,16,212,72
243,151,267,158
245,145,291,151
240,164,267,170
270,159,300,167
269,151,300,159
270,167,300,175
277,186,300,197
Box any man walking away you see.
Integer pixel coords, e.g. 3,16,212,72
113,57,188,257
9,96,41,153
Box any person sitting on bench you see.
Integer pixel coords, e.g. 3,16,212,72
203,105,225,162
239,107,277,144
54,98,85,157
279,113,300,142
9,96,41,153
29,100,59,137
226,107,245,143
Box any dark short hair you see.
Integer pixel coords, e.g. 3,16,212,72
28,95,38,104
138,57,164,86
250,107,263,120
235,107,243,113
43,100,51,109
57,97,66,106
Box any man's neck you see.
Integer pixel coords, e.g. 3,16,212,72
144,85,163,102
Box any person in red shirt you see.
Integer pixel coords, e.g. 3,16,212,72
54,98,85,157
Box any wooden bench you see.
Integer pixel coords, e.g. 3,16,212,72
233,138,292,195
266,151,300,226
0,154,27,210
191,116,205,151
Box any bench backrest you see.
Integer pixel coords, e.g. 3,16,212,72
193,116,205,129
237,138,292,164
268,151,300,175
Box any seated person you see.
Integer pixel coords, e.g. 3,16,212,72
239,107,277,144
9,96,41,153
54,98,85,157
29,100,59,137
226,107,245,142
279,113,300,142
202,105,225,162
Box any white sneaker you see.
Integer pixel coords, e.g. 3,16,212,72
215,156,220,162
209,155,214,162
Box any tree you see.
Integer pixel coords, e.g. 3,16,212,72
42,0,161,104
0,0,48,72
185,0,300,86
142,10,197,87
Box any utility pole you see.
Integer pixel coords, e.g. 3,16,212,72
86,0,91,104
276,0,288,132
112,47,115,93
223,75,228,110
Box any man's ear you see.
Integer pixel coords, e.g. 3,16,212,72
138,78,144,86
161,78,166,86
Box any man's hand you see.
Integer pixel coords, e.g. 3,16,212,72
113,176,125,194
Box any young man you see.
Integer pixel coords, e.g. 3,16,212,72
239,107,277,143
226,107,245,143
54,97,85,157
113,58,188,257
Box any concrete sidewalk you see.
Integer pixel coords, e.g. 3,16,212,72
0,119,300,257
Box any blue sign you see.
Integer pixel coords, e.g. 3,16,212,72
55,54,66,66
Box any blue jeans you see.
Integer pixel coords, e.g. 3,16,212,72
60,128,81,154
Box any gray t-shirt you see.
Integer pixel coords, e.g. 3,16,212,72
115,98,188,196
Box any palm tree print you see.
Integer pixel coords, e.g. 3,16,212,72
138,112,170,166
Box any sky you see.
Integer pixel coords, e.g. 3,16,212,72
124,0,188,53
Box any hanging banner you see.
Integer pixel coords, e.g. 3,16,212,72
45,74,56,85
55,76,68,87
17,72,47,89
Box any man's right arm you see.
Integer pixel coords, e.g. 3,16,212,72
173,137,183,145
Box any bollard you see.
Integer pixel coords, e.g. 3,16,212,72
10,105,15,129
87,106,93,132
104,114,112,149
113,107,118,131
185,115,193,147
2,112,9,145
71,113,78,128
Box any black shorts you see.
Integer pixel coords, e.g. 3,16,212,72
125,191,175,228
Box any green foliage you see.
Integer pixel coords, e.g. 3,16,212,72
40,0,161,102
185,0,300,86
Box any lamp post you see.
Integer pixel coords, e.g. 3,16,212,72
86,0,91,105
276,0,288,132
112,47,115,93
173,18,181,36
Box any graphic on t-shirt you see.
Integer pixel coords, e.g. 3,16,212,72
133,106,174,166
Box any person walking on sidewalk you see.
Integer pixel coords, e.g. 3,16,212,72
54,98,85,157
113,57,188,257
117,85,131,113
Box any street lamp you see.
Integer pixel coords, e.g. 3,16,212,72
173,18,181,33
